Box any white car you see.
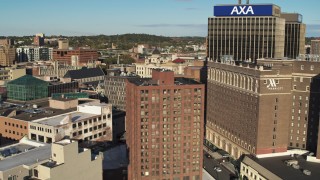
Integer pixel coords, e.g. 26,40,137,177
214,167,222,172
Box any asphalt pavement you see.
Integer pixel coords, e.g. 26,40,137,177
203,150,235,180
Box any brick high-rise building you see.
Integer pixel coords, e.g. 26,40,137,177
126,69,204,180
34,33,45,46
53,49,99,66
206,57,320,159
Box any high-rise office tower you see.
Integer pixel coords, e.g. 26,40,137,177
126,69,204,180
208,4,285,62
208,2,305,62
281,13,306,58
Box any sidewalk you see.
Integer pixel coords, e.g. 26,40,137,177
203,168,215,180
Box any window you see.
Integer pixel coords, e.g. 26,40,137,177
301,65,304,70
293,85,296,90
310,65,314,70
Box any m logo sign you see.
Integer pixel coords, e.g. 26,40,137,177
267,79,277,88
231,6,254,15
266,79,283,90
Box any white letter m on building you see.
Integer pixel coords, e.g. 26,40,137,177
267,79,277,88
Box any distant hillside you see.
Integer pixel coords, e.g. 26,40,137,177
66,34,206,49
0,34,206,50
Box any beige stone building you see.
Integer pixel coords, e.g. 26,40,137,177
36,139,103,180
135,61,187,78
0,138,103,180
28,102,113,143
0,67,26,85
0,45,15,66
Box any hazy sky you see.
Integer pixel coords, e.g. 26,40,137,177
1,0,319,37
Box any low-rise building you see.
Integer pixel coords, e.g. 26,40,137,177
53,48,99,66
16,46,51,62
63,67,105,84
0,137,50,180
6,75,49,101
36,139,103,180
0,67,26,85
0,112,29,140
29,102,113,143
0,138,103,180
240,151,320,180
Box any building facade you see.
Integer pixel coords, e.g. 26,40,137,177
126,69,204,180
281,13,306,59
208,4,305,62
7,75,49,101
208,4,285,62
53,49,99,65
311,40,320,55
34,34,45,46
0,116,28,140
29,102,113,143
206,58,320,159
58,39,69,49
104,76,138,111
0,45,15,66
0,67,25,85
0,138,103,180
36,140,103,180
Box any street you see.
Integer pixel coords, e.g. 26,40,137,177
203,150,235,180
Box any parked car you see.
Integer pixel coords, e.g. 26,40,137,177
214,166,222,172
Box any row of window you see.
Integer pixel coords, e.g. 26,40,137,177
83,131,108,141
4,129,25,136
4,122,27,129
30,125,53,133
72,115,110,128
72,123,108,137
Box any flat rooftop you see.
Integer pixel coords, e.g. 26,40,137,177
2,107,77,122
0,144,51,171
34,111,99,126
258,155,320,180
128,77,202,86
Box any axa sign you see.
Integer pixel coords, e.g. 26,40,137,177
231,6,254,15
214,5,273,17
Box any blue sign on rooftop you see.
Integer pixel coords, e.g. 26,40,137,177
214,5,273,17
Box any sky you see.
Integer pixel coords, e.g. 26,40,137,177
0,0,319,37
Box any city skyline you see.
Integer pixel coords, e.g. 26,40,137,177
1,0,319,37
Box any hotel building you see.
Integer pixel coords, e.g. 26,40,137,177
206,57,320,159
